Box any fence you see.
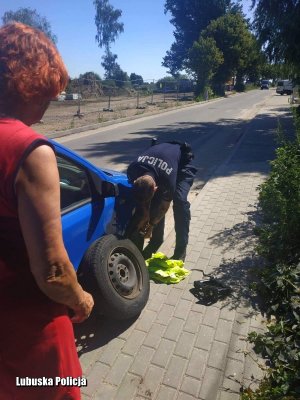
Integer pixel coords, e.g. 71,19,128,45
36,79,196,135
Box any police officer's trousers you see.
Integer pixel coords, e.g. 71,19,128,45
143,164,196,258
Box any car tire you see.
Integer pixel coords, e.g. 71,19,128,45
79,234,150,320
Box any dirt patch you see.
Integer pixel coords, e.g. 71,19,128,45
33,92,195,136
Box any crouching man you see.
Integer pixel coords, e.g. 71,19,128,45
127,141,197,261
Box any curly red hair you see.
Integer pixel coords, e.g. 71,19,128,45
0,22,68,112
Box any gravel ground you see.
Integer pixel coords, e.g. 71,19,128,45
33,92,195,135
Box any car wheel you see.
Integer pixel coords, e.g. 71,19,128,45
79,234,150,320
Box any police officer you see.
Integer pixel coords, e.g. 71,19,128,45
127,141,197,261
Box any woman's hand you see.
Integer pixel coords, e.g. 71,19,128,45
70,290,94,323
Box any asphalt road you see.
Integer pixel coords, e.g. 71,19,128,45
57,89,273,190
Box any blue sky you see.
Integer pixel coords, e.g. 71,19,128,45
0,1,253,82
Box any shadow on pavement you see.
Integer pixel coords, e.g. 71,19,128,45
73,107,293,185
206,209,267,316
74,117,246,168
74,311,138,356
185,106,294,314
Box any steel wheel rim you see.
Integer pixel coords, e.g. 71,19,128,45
107,247,143,299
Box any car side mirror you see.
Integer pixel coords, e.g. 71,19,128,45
90,171,119,198
102,181,119,197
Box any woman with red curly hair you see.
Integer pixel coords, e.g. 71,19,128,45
0,23,94,400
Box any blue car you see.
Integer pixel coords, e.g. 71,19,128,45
52,140,150,320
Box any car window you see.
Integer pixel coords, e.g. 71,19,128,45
56,155,91,210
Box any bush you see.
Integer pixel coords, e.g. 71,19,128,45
256,137,300,265
243,108,300,400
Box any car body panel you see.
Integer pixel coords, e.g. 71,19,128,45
52,140,130,185
51,140,135,271
61,199,115,270
276,80,293,95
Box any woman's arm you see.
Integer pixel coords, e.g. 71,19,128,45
15,144,94,323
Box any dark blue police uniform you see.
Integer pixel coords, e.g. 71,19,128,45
127,142,197,259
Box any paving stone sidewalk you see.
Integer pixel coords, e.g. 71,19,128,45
78,94,293,400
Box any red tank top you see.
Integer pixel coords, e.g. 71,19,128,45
0,118,81,400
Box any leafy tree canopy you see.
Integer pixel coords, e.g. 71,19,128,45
156,76,177,83
163,0,242,75
173,73,190,80
2,7,57,44
187,36,223,94
94,0,124,51
130,73,144,86
101,50,118,79
101,50,128,87
203,13,261,90
94,0,125,82
78,71,102,84
251,0,300,71
186,11,261,95
113,66,129,88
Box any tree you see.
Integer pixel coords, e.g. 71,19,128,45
2,7,57,43
271,63,296,80
100,50,128,87
94,0,124,49
94,0,124,78
251,0,300,72
163,0,242,75
155,76,177,91
112,66,129,88
67,72,103,97
78,72,102,85
100,50,118,79
173,73,190,80
202,13,261,94
187,37,223,96
130,73,144,86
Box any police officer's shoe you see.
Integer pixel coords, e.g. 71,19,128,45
142,242,160,260
142,237,164,260
170,247,187,261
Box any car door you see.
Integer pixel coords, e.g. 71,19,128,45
57,153,115,270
